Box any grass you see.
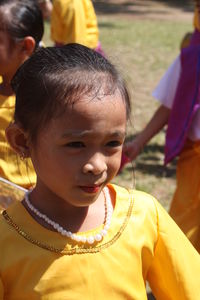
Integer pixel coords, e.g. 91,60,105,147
43,6,192,209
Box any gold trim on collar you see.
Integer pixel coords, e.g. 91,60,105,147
2,190,134,255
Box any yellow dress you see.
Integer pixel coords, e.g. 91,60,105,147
169,139,200,253
0,94,36,188
51,0,99,48
0,184,199,299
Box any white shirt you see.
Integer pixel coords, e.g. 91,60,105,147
152,55,200,141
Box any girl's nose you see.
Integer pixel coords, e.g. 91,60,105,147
82,153,107,175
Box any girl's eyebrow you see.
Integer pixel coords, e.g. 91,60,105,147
61,130,126,138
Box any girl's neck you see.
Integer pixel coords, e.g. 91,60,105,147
23,188,107,233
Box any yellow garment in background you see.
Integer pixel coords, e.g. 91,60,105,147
169,139,200,253
51,0,99,48
0,94,36,188
193,8,200,31
180,8,200,49
0,184,199,299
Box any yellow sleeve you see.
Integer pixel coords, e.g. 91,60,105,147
193,8,200,31
147,199,200,299
51,0,86,45
0,95,36,188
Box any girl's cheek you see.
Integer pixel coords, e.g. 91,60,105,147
112,154,122,168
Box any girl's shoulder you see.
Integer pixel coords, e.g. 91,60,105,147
110,183,160,224
0,201,22,230
0,201,25,237
110,184,161,244
0,201,35,257
111,183,158,210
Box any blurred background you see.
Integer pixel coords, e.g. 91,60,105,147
42,0,194,211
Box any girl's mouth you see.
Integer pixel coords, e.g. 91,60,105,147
80,186,100,193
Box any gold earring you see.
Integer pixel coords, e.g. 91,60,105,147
19,152,26,161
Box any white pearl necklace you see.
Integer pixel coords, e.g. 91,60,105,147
24,187,113,245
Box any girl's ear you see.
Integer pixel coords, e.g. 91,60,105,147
21,36,36,58
6,123,30,159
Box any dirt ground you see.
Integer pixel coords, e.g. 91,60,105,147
94,0,193,20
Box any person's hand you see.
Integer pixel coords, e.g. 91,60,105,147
118,135,144,174
123,105,169,161
117,152,131,174
123,137,143,161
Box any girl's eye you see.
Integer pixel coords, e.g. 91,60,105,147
106,141,122,147
65,142,85,148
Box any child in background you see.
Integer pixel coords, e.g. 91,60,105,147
51,0,104,55
124,1,200,252
0,0,44,191
1,43,199,299
37,0,52,20
180,1,200,49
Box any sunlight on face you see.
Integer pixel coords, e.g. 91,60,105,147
29,91,127,208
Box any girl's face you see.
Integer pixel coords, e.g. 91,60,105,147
29,92,127,208
0,13,23,80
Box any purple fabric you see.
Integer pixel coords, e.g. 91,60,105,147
164,42,200,164
95,42,105,57
190,29,200,46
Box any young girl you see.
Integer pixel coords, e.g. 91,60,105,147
124,1,200,253
0,0,44,192
50,0,104,55
0,44,199,299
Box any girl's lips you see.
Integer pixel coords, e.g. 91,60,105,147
80,186,100,193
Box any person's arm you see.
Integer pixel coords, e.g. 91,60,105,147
123,55,180,162
38,0,52,20
123,104,170,161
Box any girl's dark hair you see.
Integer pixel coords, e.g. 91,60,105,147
12,44,131,142
0,0,44,47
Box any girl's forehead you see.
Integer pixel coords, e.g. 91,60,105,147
66,91,125,112
45,96,127,138
49,90,127,129
49,92,125,121
0,5,9,16
0,8,10,30
60,94,126,124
